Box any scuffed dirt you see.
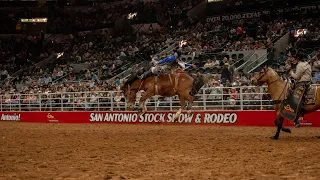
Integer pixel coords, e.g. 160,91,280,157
0,122,320,180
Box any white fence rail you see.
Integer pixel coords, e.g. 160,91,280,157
0,86,283,111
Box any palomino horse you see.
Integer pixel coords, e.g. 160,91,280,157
251,66,320,140
122,71,202,122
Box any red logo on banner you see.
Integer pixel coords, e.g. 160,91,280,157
47,113,59,123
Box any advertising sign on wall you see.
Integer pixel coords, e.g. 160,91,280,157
206,5,320,23
0,111,319,127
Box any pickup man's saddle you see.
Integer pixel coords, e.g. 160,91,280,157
305,85,318,105
281,83,318,121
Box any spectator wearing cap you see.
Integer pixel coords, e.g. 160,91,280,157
207,80,222,101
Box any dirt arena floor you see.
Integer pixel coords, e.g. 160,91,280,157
0,123,320,180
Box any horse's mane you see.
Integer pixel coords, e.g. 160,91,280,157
123,74,139,88
268,67,281,78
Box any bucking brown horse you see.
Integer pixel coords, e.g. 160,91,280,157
122,70,206,122
251,66,320,140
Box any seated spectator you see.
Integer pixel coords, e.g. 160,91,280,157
279,52,287,65
212,56,220,66
243,87,255,110
204,59,214,69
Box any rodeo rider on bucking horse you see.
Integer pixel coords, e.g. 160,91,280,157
140,50,204,97
284,52,312,127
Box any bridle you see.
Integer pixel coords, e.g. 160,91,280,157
255,67,287,102
256,67,280,85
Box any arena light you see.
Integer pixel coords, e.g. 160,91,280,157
20,18,48,23
127,13,137,20
208,0,223,3
56,52,64,59
179,40,187,48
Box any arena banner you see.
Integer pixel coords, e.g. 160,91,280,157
206,4,320,22
206,10,270,22
0,111,320,127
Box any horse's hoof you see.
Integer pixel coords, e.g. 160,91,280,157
270,136,279,140
187,110,192,115
282,128,291,133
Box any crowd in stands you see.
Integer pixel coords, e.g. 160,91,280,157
1,0,320,111
48,0,202,33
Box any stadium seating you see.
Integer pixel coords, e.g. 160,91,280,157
0,0,319,106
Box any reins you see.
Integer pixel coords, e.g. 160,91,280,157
256,68,288,104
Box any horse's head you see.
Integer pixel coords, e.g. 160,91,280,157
121,79,139,111
251,66,279,86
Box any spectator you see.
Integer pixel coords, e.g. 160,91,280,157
221,63,232,85
212,56,220,66
279,52,287,65
204,59,214,69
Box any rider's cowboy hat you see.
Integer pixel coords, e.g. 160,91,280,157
294,52,306,61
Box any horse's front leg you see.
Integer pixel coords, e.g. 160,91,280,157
271,116,289,140
138,101,147,116
138,92,152,116
173,96,187,122
186,96,194,116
